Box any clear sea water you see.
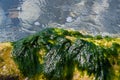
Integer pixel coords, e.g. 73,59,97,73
0,0,120,42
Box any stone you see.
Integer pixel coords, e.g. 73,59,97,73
66,16,73,23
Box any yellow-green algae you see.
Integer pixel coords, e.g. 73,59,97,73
0,42,24,79
0,28,120,80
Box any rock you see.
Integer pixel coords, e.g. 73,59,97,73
18,0,46,30
16,7,21,11
0,43,21,79
66,16,73,23
0,28,120,79
34,21,40,26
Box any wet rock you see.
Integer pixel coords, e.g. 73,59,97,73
18,0,46,30
66,16,73,23
34,21,40,26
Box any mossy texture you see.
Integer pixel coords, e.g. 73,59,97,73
1,28,120,80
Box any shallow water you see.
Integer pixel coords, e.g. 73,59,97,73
0,0,120,42
0,0,24,42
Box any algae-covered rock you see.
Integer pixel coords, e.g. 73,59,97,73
0,28,120,80
0,43,24,79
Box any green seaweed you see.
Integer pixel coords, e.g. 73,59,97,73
72,39,111,80
11,28,120,80
12,35,42,77
94,35,103,40
43,37,72,80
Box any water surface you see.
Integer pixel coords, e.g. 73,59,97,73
0,0,120,42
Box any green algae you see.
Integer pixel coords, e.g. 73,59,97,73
11,28,120,80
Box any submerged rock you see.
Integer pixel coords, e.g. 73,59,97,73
18,0,46,31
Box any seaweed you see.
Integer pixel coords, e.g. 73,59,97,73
72,39,111,80
11,28,119,80
94,35,103,40
12,35,41,77
43,37,72,80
